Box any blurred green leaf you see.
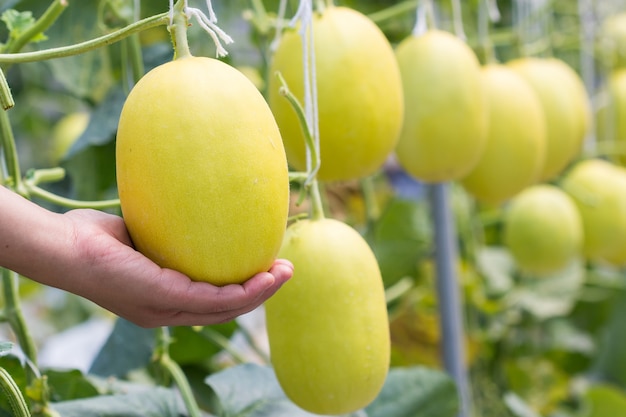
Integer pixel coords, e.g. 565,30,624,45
582,384,626,417
366,197,432,287
205,363,365,416
169,322,237,366
89,318,156,378
45,368,99,402
511,260,585,320
365,366,459,417
1,9,46,42
50,386,186,417
590,289,626,387
475,246,515,297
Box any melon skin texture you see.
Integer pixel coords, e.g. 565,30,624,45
394,29,488,183
116,56,289,286
268,6,404,182
503,184,583,276
265,218,390,415
508,57,590,181
461,64,547,206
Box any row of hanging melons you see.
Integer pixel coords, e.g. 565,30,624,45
264,3,594,415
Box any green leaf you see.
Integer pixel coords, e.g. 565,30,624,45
50,386,185,417
475,246,515,297
45,369,99,402
205,363,365,416
582,384,626,417
590,289,626,387
169,322,237,366
1,9,46,42
365,366,459,417
366,197,432,287
89,318,156,378
511,259,585,320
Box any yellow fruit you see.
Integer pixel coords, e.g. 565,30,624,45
461,64,546,205
51,112,90,164
597,13,626,70
503,184,583,275
268,6,403,181
116,56,289,286
265,218,389,415
596,69,626,165
508,57,590,181
561,158,626,263
394,30,488,182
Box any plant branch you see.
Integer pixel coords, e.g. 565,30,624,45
0,12,169,64
3,0,68,57
1,268,38,374
0,366,31,417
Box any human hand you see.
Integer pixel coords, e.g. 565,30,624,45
57,209,293,328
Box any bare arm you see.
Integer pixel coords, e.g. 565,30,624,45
0,186,292,328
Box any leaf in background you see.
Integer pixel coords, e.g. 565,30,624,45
503,392,542,417
88,318,156,378
475,246,515,297
50,386,186,417
60,85,126,202
366,197,432,288
582,384,626,417
1,9,46,42
590,289,626,387
169,322,237,366
511,259,585,320
364,366,459,417
37,0,114,102
205,363,366,417
45,369,100,402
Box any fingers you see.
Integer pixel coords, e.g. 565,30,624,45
141,259,294,327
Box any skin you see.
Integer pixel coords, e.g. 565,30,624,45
0,186,293,328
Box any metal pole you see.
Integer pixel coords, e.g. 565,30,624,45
429,182,470,417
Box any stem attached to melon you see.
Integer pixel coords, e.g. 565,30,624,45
169,0,192,59
275,72,326,220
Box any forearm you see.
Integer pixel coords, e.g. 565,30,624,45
0,186,74,286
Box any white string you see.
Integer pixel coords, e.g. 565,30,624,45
185,6,234,57
169,0,175,26
270,0,288,53
205,0,218,22
412,0,434,36
287,0,320,178
451,0,467,41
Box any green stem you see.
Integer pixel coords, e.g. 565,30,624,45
367,0,418,24
0,110,23,193
154,327,201,417
169,0,192,60
23,183,120,210
127,33,145,83
159,354,201,417
0,68,14,110
3,0,68,58
275,72,320,186
0,366,31,417
360,176,380,225
1,269,38,373
237,325,270,363
0,12,169,64
200,327,248,364
308,179,325,221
